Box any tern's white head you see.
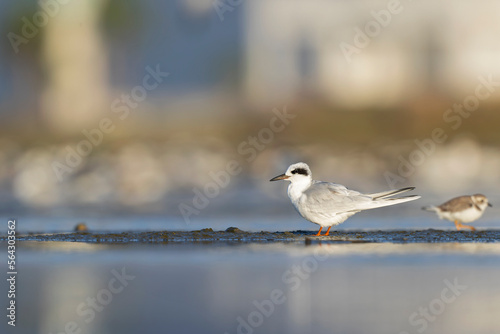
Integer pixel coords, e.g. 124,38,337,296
270,162,313,191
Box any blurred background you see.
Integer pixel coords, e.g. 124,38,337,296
1,0,499,231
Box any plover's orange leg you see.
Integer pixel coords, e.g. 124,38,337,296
462,224,476,231
314,226,323,236
324,226,332,236
455,221,476,231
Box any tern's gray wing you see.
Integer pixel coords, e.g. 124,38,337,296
301,181,372,213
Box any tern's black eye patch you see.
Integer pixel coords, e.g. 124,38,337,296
291,168,309,176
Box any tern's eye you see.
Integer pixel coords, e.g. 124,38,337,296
291,168,308,176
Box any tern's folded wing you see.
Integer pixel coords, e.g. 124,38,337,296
301,182,372,213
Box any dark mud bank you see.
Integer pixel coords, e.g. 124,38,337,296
2,228,500,244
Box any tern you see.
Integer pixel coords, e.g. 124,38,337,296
270,162,420,236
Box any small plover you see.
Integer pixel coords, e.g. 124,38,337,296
270,162,420,236
423,194,491,231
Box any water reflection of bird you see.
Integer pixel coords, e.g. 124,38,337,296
270,162,420,236
423,194,491,231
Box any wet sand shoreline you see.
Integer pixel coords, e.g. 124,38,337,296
2,228,500,244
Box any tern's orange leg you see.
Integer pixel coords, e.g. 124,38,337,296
315,227,323,236
454,220,462,231
324,226,332,236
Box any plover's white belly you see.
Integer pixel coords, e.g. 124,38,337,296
444,207,483,223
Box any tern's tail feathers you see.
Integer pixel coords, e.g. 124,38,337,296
355,195,421,211
369,187,415,200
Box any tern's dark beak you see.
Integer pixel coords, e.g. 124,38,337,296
488,202,493,207
270,174,289,182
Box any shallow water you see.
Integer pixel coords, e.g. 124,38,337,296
1,229,500,334
1,207,498,334
3,206,499,234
